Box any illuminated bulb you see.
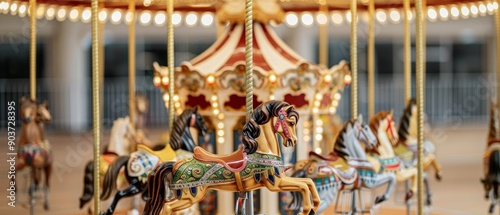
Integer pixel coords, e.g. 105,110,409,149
344,74,352,84
18,4,26,16
173,95,179,101
217,113,224,120
332,93,340,100
315,119,323,126
479,4,487,15
316,12,327,25
163,94,169,102
346,11,352,23
406,10,413,21
2,2,10,14
332,100,339,107
154,12,166,26
461,5,470,18
10,2,17,14
301,12,314,26
213,109,219,115
376,10,387,23
161,76,169,86
69,8,79,22
324,74,332,83
269,94,275,100
153,76,161,86
185,13,198,26
315,93,322,100
110,10,122,24
304,128,310,135
172,12,182,26
316,127,323,133
201,13,213,26
211,95,217,101
81,8,90,23
98,9,108,22
269,74,277,83
494,2,499,10
427,7,437,20
389,10,400,23
174,102,181,108
212,102,218,107
313,108,319,114
125,12,134,24
207,75,215,85
315,147,322,154
304,135,311,142
439,7,448,20
285,13,298,27
140,11,152,26
217,122,224,129
331,12,343,25
56,7,67,21
314,101,320,107
450,6,459,18
46,6,56,20
329,107,337,114
217,130,224,136
470,5,479,17
315,134,323,141
218,137,224,144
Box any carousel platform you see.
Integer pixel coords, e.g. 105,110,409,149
0,123,488,214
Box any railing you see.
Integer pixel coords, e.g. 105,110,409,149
0,73,491,130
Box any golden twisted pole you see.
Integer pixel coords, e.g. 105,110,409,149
129,0,136,150
350,0,358,118
29,0,36,100
495,0,500,111
415,0,425,214
244,0,254,214
318,4,328,67
91,0,101,213
167,0,175,136
367,0,374,119
404,0,411,102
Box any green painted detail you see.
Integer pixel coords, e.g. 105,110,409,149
170,153,282,189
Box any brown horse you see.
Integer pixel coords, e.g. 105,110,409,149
17,97,53,210
482,101,500,214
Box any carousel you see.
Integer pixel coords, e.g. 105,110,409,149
4,0,500,214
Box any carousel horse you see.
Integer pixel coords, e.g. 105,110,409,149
481,101,500,214
143,100,320,215
79,117,136,210
366,111,418,202
17,97,53,210
288,116,396,214
99,107,208,215
393,98,443,205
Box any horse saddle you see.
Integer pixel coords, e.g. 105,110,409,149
347,159,376,171
137,143,176,162
309,151,339,162
193,146,247,172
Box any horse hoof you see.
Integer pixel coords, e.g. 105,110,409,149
489,204,495,214
44,202,49,210
405,191,414,202
436,172,442,181
426,196,432,206
308,209,316,215
374,196,386,204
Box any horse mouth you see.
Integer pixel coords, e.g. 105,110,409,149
286,138,296,147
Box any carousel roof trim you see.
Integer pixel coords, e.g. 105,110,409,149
0,0,496,26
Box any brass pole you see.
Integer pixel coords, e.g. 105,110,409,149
319,5,328,67
415,0,425,214
98,4,104,131
367,0,375,119
495,0,500,108
128,0,136,152
29,0,36,100
91,0,101,213
404,0,411,101
167,0,174,136
350,0,358,118
244,0,254,213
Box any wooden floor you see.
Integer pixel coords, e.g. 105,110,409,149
0,123,492,214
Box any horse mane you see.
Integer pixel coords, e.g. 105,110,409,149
333,119,356,160
170,108,194,151
366,111,391,155
242,100,299,154
397,98,416,145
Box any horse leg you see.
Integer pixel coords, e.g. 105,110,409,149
395,168,418,202
267,177,314,215
423,173,432,206
292,177,321,210
166,188,208,215
427,154,443,181
44,164,52,210
101,181,145,215
367,173,396,204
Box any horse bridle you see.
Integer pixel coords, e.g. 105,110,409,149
355,123,370,143
385,116,396,141
274,108,292,140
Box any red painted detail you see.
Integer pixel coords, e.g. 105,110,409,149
223,94,262,110
191,25,236,65
185,95,211,110
284,94,308,108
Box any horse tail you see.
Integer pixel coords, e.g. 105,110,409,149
488,150,500,184
143,161,175,215
100,156,129,200
79,160,94,209
288,169,307,211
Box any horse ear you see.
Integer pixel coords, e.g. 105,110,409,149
42,100,49,109
193,106,198,113
390,109,394,116
20,96,26,104
357,114,363,123
284,105,293,112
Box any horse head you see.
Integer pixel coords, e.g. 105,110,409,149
20,96,38,124
271,104,298,148
191,106,209,138
354,114,377,150
37,100,52,124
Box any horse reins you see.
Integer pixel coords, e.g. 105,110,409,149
274,108,292,140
